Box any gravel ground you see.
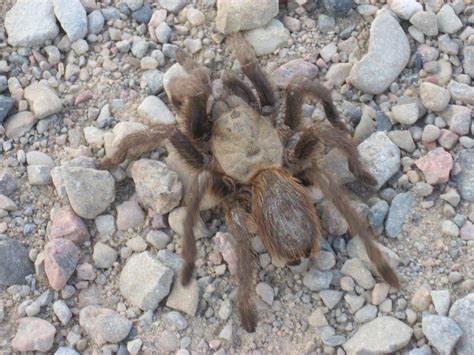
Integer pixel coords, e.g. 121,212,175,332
0,0,473,354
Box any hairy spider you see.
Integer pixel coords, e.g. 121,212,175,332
99,33,400,333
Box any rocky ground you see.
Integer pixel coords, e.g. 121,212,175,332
0,0,473,354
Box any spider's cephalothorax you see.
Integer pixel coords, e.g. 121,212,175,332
99,33,400,333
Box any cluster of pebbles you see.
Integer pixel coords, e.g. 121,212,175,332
0,0,473,354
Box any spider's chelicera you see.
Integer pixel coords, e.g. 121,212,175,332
99,33,400,333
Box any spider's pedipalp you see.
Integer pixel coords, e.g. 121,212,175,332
97,125,176,169
302,166,400,289
251,167,320,263
285,78,347,131
224,203,258,333
227,33,276,109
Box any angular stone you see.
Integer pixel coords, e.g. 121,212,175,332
243,19,290,57
0,236,33,286
341,258,375,289
4,111,37,139
166,276,199,316
303,268,332,291
79,305,132,345
385,192,416,238
44,238,80,290
138,96,175,125
449,293,474,355
120,251,173,311
454,149,474,201
349,14,410,94
436,4,463,34
51,206,90,244
343,316,413,354
422,314,462,355
415,147,453,185
216,0,278,34
53,0,88,41
420,82,450,112
12,317,56,352
5,0,59,47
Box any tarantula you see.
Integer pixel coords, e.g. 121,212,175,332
99,33,400,332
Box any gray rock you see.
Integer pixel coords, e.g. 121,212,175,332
165,311,188,330
422,314,462,355
5,0,59,47
323,0,353,17
449,293,474,355
53,300,72,325
420,82,450,112
447,81,474,105
358,132,401,190
131,159,182,215
93,242,117,269
392,102,419,126
319,148,355,185
326,63,352,87
454,149,474,202
158,0,188,14
157,250,183,276
0,96,15,123
132,5,152,24
349,13,409,94
166,276,199,316
11,317,56,352
116,200,145,231
410,11,438,36
390,0,422,20
146,230,170,250
388,130,416,153
24,83,63,120
354,304,378,323
0,235,33,286
27,165,53,186
141,70,164,95
155,22,172,44
138,96,175,125
55,347,80,355
243,19,290,57
0,169,17,196
87,10,104,34
61,166,115,219
53,0,88,41
216,0,278,34
320,290,343,309
431,290,450,316
341,258,375,289
442,220,459,237
4,111,38,139
436,4,463,34
256,282,274,305
120,251,173,311
449,110,471,136
368,199,389,234
303,268,332,291
464,47,474,78
95,214,116,235
385,192,416,238
126,0,143,11
343,316,413,354
79,305,132,345
44,238,80,290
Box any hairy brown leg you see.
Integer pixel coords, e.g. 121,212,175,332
224,203,258,333
227,33,276,109
285,77,348,131
293,125,377,187
221,70,259,109
300,165,400,289
97,125,177,169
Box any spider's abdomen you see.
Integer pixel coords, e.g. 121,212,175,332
211,107,283,183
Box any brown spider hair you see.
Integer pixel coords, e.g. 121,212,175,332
99,32,400,333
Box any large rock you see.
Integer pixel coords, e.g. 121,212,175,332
449,293,474,355
343,316,413,353
349,13,410,94
0,235,33,286
79,306,132,345
12,317,56,352
385,192,416,238
5,0,59,47
61,166,115,219
4,111,38,139
358,132,401,190
131,159,182,214
216,0,278,34
243,19,290,57
24,83,63,119
422,314,462,355
454,149,474,202
120,251,174,311
53,0,88,41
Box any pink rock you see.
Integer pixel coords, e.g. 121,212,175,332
51,206,90,245
271,59,318,89
437,129,459,150
44,238,80,290
148,208,167,229
116,200,145,231
12,317,56,352
74,90,93,105
213,232,238,275
460,221,474,241
415,147,453,185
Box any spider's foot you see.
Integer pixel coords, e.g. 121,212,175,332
180,263,194,286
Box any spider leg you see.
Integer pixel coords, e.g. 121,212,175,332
285,77,348,131
221,70,259,109
293,125,377,187
300,165,400,289
224,203,258,333
227,33,276,110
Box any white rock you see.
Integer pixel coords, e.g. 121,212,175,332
437,4,463,34
53,0,88,41
389,0,422,20
243,19,290,57
138,96,176,125
24,83,63,120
